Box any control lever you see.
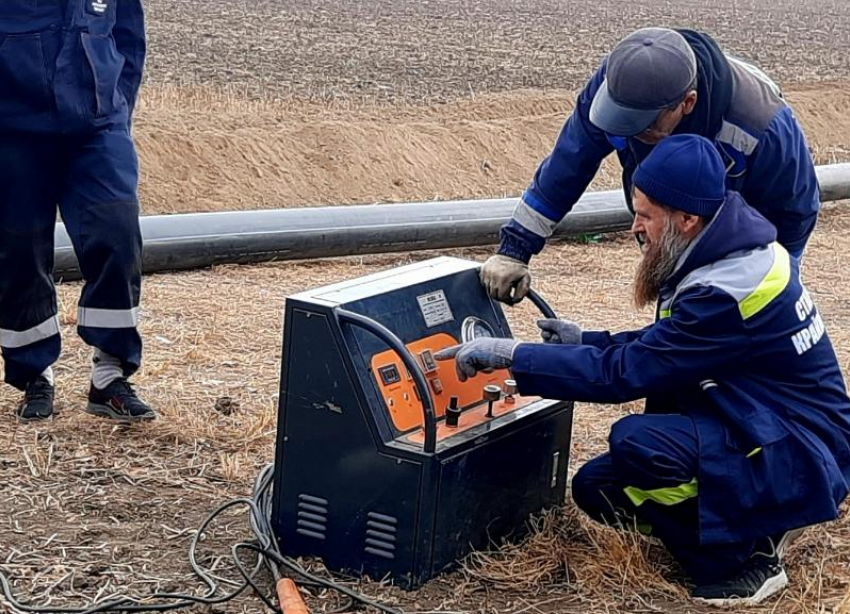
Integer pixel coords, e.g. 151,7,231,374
483,384,501,418
445,396,461,428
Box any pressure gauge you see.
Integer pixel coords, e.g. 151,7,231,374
461,316,495,343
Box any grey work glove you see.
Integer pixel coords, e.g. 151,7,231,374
537,318,582,344
434,338,519,382
480,255,531,305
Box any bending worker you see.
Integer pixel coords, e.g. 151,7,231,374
481,27,820,304
0,0,155,422
436,135,850,605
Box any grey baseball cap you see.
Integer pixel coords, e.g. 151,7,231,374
589,28,697,137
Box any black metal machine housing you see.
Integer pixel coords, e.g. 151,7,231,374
272,257,573,588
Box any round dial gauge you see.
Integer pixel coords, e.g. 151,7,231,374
461,316,496,343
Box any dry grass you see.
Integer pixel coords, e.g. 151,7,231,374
1,204,849,613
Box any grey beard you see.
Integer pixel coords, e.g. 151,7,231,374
633,216,691,309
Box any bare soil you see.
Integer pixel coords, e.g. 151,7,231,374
142,0,850,104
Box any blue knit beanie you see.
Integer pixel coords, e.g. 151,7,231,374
632,134,726,217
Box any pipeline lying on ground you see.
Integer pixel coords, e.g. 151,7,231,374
54,163,850,280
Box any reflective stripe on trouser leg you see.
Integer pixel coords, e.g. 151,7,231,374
0,317,62,391
1,316,61,349
623,478,698,507
78,307,140,329
0,134,65,389
58,128,143,375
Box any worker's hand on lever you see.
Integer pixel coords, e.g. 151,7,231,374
435,339,519,382
537,318,582,344
480,255,531,305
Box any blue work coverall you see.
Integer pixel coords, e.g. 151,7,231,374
499,30,820,263
511,194,850,584
0,0,146,388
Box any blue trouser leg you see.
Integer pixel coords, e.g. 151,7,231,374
572,414,759,585
571,453,644,528
0,135,65,389
59,127,143,376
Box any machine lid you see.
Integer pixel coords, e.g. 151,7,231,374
287,257,480,306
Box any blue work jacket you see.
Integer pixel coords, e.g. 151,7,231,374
0,0,145,134
500,30,820,261
512,192,850,544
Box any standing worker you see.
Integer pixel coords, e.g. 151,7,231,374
0,0,156,422
437,135,850,605
481,27,820,304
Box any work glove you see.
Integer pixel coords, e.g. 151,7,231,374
434,338,519,382
480,255,531,305
537,318,582,344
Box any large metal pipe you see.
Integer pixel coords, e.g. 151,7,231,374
54,163,850,280
817,163,850,202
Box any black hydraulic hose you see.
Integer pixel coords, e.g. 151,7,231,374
335,309,438,453
527,289,557,320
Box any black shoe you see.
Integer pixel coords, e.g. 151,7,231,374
692,547,787,606
16,376,55,423
86,378,156,422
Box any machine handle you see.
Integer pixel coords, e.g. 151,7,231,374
335,309,438,454
527,289,557,320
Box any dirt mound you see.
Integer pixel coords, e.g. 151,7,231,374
134,82,850,215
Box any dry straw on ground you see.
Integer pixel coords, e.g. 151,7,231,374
2,209,849,613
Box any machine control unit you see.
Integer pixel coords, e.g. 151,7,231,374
272,257,574,588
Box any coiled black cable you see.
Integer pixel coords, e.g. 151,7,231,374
0,464,402,614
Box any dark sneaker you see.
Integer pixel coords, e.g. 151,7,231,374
86,378,156,422
16,376,55,423
692,547,787,606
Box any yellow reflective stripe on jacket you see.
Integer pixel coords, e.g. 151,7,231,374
746,447,763,458
623,478,698,507
738,244,791,319
665,242,792,325
659,309,672,319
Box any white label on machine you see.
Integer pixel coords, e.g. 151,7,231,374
417,290,454,327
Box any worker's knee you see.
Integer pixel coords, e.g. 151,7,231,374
608,414,698,486
571,456,616,521
608,414,653,469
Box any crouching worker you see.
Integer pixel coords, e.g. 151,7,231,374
435,134,850,605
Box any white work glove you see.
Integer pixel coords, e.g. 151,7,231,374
480,255,531,305
537,319,582,344
434,338,519,382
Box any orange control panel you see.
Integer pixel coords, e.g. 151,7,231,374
371,333,512,432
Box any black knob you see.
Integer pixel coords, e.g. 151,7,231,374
445,396,461,428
